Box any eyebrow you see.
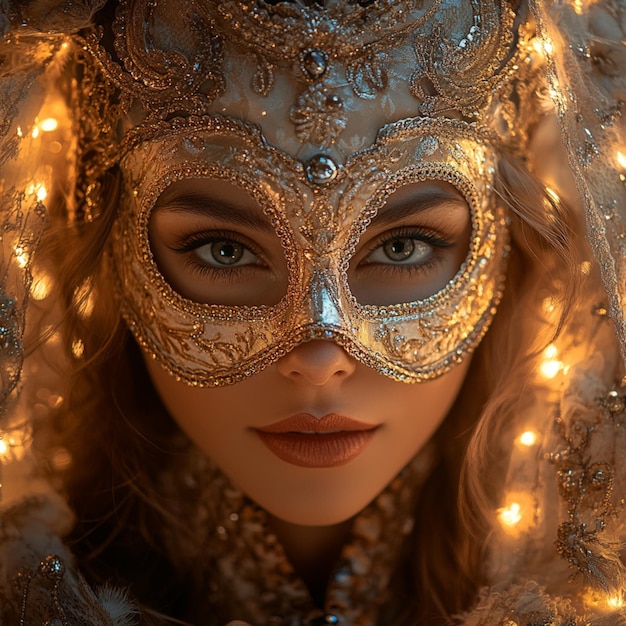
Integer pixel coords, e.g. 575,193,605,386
153,191,275,233
369,188,469,227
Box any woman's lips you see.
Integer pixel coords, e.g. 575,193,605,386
254,413,379,468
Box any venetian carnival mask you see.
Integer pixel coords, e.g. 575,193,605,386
74,0,543,386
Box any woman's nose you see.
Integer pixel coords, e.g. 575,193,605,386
276,340,357,386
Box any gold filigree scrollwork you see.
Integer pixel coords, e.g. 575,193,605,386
375,319,451,364
215,1,439,71
214,0,441,147
296,193,345,257
73,45,129,222
131,288,270,374
189,327,270,369
410,0,517,119
104,0,225,106
251,56,275,97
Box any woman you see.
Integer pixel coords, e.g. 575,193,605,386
1,0,625,624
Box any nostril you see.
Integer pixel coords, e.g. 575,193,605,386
276,339,357,385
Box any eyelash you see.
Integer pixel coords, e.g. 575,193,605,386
359,227,454,274
172,229,265,279
170,226,455,282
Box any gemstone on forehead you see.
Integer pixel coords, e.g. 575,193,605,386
301,48,329,80
305,154,340,185
326,94,343,109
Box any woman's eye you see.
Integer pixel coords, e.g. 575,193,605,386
367,237,432,265
193,239,261,268
349,228,463,306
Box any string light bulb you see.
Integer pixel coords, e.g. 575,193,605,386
26,182,48,202
545,187,560,203
30,270,51,300
519,430,538,446
607,594,624,609
498,502,523,527
72,338,85,358
39,118,58,132
539,343,563,379
14,245,29,269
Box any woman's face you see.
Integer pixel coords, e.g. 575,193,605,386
144,175,472,526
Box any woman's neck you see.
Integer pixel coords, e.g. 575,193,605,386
267,514,353,607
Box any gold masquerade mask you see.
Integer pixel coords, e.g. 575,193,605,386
81,0,536,385
115,115,508,386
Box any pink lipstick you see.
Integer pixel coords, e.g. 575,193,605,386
255,413,379,468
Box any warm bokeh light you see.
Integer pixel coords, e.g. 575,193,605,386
26,182,48,202
617,151,626,169
0,430,30,464
14,245,29,269
544,344,557,359
40,117,59,132
497,490,538,536
74,281,95,318
30,271,52,300
542,296,558,315
539,343,563,379
72,338,85,358
498,502,522,527
540,360,562,379
519,430,538,447
585,588,626,611
545,187,560,203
